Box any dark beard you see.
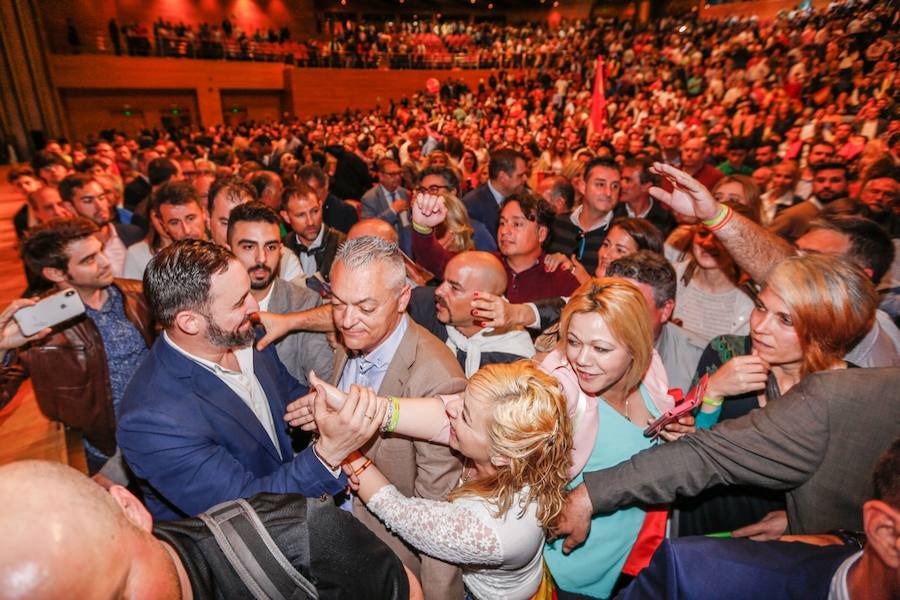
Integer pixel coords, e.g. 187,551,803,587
204,313,255,349
248,264,275,290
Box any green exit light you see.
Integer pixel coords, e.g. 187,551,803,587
124,110,132,116
172,109,179,115
232,106,240,113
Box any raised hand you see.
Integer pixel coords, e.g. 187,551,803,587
706,355,770,400
254,311,293,351
470,291,535,331
315,384,386,468
649,162,720,222
411,193,448,229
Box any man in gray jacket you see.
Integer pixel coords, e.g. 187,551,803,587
227,201,333,386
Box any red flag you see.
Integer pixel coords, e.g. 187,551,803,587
590,56,607,133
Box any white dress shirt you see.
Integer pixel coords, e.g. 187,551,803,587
163,332,282,458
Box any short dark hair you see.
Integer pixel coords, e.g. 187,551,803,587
417,166,460,195
610,218,664,255
296,164,328,188
7,165,37,184
488,148,526,181
21,217,99,276
280,183,318,211
143,240,233,328
807,215,894,283
150,180,202,215
872,436,900,508
147,157,178,186
207,176,257,213
248,171,281,198
546,176,576,211
74,157,105,174
31,150,68,173
811,161,849,177
501,192,555,246
621,157,653,184
605,250,676,307
227,201,282,241
376,157,399,172
583,156,620,182
58,173,95,203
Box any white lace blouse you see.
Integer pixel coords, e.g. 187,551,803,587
368,485,544,600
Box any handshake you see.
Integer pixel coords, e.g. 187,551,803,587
283,372,387,469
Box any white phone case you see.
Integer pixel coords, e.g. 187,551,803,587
14,289,86,336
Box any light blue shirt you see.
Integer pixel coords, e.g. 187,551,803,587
338,315,409,393
487,180,505,206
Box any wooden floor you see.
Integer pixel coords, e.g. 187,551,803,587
0,166,86,472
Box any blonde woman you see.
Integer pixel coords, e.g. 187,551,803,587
290,362,572,600
542,279,686,599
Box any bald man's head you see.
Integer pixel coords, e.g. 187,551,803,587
434,251,506,331
0,461,181,599
348,218,399,244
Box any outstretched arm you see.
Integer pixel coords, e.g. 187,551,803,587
649,163,796,282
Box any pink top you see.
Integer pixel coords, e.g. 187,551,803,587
540,348,675,478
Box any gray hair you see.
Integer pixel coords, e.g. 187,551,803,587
333,236,406,291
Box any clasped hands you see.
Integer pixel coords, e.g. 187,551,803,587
285,371,385,470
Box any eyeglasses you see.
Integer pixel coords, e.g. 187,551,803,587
416,184,451,195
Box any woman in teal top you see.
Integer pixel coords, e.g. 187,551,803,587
542,279,688,599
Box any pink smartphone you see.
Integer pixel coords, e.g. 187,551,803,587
643,374,709,439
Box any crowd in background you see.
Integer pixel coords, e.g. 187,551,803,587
3,1,899,599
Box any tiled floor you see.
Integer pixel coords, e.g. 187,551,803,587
0,166,86,472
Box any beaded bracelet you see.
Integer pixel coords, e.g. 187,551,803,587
381,396,401,433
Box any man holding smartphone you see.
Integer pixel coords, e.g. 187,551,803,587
0,217,155,473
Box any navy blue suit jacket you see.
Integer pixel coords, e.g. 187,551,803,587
616,537,856,600
117,336,347,520
463,184,501,240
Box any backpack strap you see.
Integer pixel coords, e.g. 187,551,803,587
199,498,319,600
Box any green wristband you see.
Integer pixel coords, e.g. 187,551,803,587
702,205,730,228
412,222,433,235
702,395,724,407
385,396,401,433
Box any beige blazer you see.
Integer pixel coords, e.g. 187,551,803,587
333,319,467,600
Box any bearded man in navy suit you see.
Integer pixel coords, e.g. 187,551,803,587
117,240,382,520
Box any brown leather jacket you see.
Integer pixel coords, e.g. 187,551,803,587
0,279,154,455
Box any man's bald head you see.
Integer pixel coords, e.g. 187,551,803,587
348,218,399,244
435,251,507,330
0,461,180,599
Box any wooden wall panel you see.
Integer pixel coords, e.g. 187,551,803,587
220,90,286,124
60,89,198,140
50,55,507,136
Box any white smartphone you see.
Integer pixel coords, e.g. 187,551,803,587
14,289,86,336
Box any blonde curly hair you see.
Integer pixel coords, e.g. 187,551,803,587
448,361,572,533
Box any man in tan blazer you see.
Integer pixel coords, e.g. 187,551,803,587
329,236,466,600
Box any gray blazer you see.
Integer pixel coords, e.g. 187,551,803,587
266,278,334,386
584,367,900,534
332,320,467,600
360,184,408,227
656,322,707,394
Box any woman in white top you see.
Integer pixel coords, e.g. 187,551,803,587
295,362,572,600
671,203,756,343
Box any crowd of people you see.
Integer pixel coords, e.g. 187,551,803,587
2,0,899,598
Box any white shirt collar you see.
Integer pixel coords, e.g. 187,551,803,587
257,284,276,312
162,331,254,377
297,224,325,251
626,198,654,219
827,550,862,600
570,205,614,232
